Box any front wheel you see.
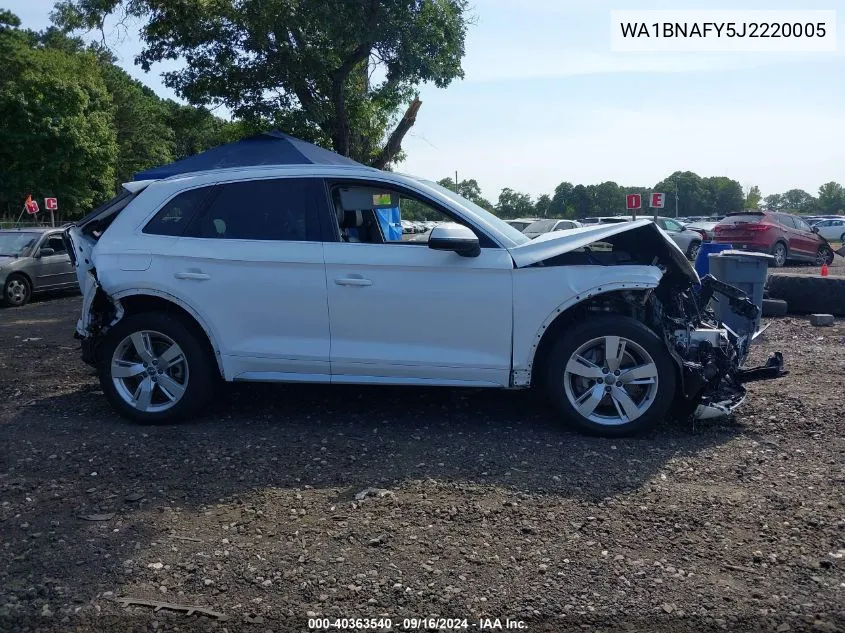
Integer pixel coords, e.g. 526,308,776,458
3,273,31,307
97,312,214,423
544,315,676,437
816,246,834,266
686,240,701,262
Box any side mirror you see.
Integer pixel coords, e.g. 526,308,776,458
812,226,820,233
428,223,480,258
38,247,56,257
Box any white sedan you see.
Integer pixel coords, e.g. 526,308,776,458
66,165,783,437
812,218,845,242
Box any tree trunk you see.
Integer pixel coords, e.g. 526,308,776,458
370,98,422,170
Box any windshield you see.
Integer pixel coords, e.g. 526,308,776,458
0,232,39,257
416,179,530,246
524,219,556,233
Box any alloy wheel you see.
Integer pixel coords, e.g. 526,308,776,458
563,335,659,426
111,330,190,413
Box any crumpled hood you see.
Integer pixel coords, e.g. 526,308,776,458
507,219,699,283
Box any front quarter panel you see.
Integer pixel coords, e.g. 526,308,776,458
511,265,663,383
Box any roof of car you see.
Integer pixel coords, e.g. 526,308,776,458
0,227,55,233
159,163,381,183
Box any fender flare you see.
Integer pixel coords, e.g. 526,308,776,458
110,288,227,378
512,281,659,387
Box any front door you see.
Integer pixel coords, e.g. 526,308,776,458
31,233,76,289
144,177,333,381
323,183,514,387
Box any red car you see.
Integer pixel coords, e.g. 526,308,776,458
713,211,835,267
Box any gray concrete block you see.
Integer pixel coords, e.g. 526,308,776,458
810,313,835,327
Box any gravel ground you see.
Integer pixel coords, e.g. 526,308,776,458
1,294,844,633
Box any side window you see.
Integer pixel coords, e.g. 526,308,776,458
663,219,683,231
794,217,812,232
653,218,667,230
776,214,797,229
330,185,465,245
46,236,67,253
144,187,213,237
185,178,324,241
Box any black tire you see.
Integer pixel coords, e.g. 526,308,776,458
96,312,215,423
686,240,701,261
815,245,835,266
771,242,788,268
762,298,788,317
544,315,676,437
2,273,32,307
767,274,845,316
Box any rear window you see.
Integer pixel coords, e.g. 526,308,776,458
524,219,556,233
719,214,765,225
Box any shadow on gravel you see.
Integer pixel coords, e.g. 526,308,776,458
1,381,743,619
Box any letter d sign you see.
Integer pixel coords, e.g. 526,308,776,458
650,192,665,209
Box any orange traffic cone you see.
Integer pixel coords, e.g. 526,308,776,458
821,263,829,277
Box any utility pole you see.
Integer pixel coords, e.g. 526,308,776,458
455,171,459,195
674,180,679,219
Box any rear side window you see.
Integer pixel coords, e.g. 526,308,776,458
185,178,325,241
144,186,213,236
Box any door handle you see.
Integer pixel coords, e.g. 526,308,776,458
174,271,211,281
334,277,372,287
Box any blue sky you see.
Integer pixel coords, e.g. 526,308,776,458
10,0,845,201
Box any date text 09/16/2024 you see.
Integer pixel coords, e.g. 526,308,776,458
308,617,528,630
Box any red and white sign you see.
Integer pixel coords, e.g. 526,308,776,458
650,192,666,209
626,194,642,210
24,195,39,215
44,197,58,211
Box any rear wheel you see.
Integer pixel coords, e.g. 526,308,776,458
771,242,787,268
97,312,214,423
544,315,676,437
3,273,31,307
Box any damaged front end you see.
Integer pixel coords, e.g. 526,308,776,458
651,272,786,420
514,219,788,421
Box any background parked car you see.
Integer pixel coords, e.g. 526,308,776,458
505,218,541,232
713,211,834,267
522,218,583,239
592,216,704,260
684,219,719,242
0,227,78,307
811,218,845,242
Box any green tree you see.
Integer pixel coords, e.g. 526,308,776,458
55,0,471,167
0,12,117,217
549,181,573,217
534,194,551,217
779,189,815,213
703,176,744,216
654,171,709,218
570,184,592,218
496,188,533,219
437,177,494,211
592,181,621,215
763,193,783,211
744,185,762,209
816,182,844,215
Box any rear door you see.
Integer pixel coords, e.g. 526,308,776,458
776,214,814,259
150,177,334,380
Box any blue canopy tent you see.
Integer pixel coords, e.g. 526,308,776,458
133,130,361,181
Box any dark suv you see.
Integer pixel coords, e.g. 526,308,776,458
713,211,834,267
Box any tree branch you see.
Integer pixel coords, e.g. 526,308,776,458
370,97,422,170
